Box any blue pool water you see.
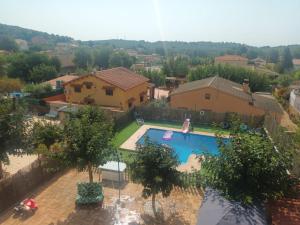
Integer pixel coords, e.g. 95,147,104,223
137,128,228,163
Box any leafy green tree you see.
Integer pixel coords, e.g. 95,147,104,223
280,47,294,71
268,49,279,63
23,83,53,97
0,55,6,75
0,37,19,52
29,64,57,83
131,140,181,217
7,52,59,82
73,47,93,69
0,98,26,178
162,56,189,77
30,120,63,149
62,106,114,183
109,50,135,68
0,77,23,94
28,120,63,164
201,128,296,204
94,47,113,69
188,64,270,92
139,69,165,86
50,56,61,72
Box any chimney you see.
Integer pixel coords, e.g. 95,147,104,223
242,79,250,93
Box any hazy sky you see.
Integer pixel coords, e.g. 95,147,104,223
0,0,299,46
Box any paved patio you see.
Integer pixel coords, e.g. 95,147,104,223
0,169,203,225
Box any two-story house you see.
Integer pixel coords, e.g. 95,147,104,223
63,67,149,111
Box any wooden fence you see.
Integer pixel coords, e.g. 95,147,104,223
0,158,62,213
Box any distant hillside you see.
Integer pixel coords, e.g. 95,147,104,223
84,39,300,59
0,23,74,50
1,23,300,59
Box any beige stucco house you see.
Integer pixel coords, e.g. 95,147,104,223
170,76,283,121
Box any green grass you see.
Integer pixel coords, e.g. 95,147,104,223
112,120,229,149
145,120,229,135
113,122,140,147
113,120,229,165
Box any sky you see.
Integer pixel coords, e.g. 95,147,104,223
0,0,299,47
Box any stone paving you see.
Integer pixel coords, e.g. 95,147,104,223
0,169,203,225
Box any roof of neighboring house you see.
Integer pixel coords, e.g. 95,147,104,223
44,75,78,87
170,76,252,101
64,67,149,91
215,55,248,62
197,188,267,225
252,93,283,114
293,59,300,66
171,76,283,114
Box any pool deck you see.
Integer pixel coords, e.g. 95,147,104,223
120,124,224,172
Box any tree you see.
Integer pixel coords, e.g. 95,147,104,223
162,56,189,77
23,83,53,97
62,106,114,183
268,49,279,63
0,77,23,94
201,126,296,204
109,50,135,68
29,64,57,83
50,56,61,72
0,55,6,75
28,120,63,165
280,47,294,71
0,37,18,52
73,48,93,69
7,52,59,82
0,98,26,178
131,140,181,217
188,64,270,92
30,120,63,149
94,47,113,69
139,69,165,86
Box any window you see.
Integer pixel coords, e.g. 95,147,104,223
85,82,93,89
205,93,211,100
140,95,144,103
105,88,113,96
74,85,81,93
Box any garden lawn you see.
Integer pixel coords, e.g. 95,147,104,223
113,122,140,147
145,120,229,135
113,120,228,148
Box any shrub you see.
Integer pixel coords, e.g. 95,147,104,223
76,182,104,205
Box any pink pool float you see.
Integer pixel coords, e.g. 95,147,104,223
163,131,173,140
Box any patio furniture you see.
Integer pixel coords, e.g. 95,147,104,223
76,182,104,206
134,111,144,125
98,161,127,183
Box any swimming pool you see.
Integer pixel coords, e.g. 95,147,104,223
137,128,228,163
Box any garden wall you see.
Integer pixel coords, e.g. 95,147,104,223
135,105,264,127
0,158,62,213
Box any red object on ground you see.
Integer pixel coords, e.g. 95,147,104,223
23,199,38,209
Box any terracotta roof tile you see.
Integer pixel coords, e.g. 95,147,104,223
95,67,149,90
215,54,248,62
293,59,300,66
44,75,78,87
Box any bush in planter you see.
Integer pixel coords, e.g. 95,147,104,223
76,182,104,205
